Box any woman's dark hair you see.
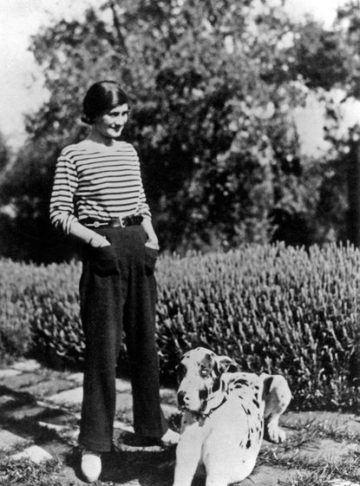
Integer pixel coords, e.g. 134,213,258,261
82,81,128,124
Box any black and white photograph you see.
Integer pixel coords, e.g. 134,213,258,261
0,1,359,485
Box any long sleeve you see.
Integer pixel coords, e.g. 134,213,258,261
131,145,151,219
138,173,152,219
50,141,152,227
49,151,79,234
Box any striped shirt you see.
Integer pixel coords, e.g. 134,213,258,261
50,140,151,233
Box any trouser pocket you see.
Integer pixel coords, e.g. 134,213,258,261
144,246,159,275
90,245,120,276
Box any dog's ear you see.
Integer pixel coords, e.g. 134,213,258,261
214,355,239,375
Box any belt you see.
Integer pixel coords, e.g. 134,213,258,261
81,215,143,228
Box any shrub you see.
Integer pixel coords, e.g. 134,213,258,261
156,243,360,411
0,259,34,359
0,259,83,366
0,243,359,411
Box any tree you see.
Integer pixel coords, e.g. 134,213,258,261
1,0,355,260
308,1,360,245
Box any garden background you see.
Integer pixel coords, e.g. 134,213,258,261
0,0,359,412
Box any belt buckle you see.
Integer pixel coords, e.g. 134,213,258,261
93,221,101,228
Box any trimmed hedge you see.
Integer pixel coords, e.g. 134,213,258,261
156,244,360,410
0,243,359,411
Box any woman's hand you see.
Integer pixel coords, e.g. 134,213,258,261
141,217,160,250
67,220,111,247
89,233,111,248
145,239,160,250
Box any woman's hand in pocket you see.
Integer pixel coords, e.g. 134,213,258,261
90,244,119,276
145,239,159,250
88,234,118,276
89,233,111,248
144,244,159,275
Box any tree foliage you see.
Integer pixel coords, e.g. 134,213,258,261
0,0,358,260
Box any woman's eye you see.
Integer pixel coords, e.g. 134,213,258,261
111,111,128,117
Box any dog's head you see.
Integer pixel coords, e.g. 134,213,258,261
176,347,239,414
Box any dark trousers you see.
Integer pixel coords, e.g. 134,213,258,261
78,225,167,452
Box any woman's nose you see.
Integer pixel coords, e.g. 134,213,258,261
119,114,128,124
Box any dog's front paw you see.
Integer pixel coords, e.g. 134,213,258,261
267,422,286,443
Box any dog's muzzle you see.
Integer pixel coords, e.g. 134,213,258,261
177,390,189,409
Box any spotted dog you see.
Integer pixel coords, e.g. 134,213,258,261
173,347,291,486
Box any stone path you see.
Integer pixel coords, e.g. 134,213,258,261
0,359,359,485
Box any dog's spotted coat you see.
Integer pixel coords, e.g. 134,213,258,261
173,347,292,486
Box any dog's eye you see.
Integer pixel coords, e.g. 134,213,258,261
200,368,210,377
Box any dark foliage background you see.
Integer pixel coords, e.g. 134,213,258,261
0,0,359,262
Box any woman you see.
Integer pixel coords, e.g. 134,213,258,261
50,81,178,483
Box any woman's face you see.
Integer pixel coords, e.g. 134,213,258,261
92,104,129,140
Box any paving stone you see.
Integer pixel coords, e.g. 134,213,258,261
0,392,36,413
11,444,53,463
67,372,83,385
12,359,41,372
0,369,21,379
47,386,83,406
114,420,134,432
36,407,79,427
294,438,360,465
38,421,69,433
283,411,360,437
0,429,28,450
0,372,46,390
24,378,74,397
116,391,133,412
38,421,79,441
8,403,48,420
116,378,131,392
240,465,304,485
36,399,80,418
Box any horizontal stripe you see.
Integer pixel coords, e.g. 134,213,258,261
50,140,151,233
78,178,140,187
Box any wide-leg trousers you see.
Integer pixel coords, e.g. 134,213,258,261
78,225,167,452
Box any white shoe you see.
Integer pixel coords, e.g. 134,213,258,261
81,450,102,483
160,428,180,446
